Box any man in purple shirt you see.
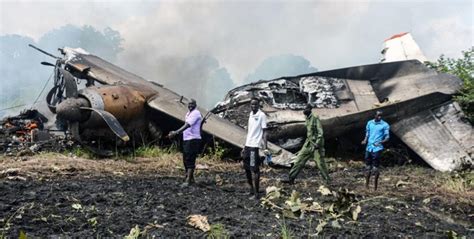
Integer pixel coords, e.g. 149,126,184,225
168,99,202,187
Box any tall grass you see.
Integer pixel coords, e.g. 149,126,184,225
279,219,294,239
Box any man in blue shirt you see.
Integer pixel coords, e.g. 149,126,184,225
361,111,389,191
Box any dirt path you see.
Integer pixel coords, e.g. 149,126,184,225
0,154,472,237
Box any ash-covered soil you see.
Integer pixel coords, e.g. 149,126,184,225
0,154,472,238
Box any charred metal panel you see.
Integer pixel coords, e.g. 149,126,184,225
344,80,378,111
308,60,431,82
370,72,461,103
391,102,472,171
305,60,462,102
433,102,473,157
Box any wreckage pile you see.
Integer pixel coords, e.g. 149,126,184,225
214,76,346,112
0,110,72,156
299,76,345,108
212,76,348,132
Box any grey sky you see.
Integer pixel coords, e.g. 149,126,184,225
1,0,472,83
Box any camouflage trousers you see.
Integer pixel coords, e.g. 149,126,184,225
289,144,330,182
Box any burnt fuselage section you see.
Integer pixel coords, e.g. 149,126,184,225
212,60,466,156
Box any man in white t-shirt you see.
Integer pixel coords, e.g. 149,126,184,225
241,97,268,200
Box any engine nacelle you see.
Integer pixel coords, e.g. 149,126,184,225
79,85,150,138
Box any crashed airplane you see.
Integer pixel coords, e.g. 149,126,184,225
25,32,472,172
212,33,473,172
28,45,293,161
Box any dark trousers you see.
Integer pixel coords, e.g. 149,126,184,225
183,139,201,170
364,150,382,169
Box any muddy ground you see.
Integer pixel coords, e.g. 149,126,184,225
0,153,472,238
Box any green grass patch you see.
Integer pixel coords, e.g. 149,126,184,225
201,141,227,162
67,146,96,159
207,223,230,239
134,145,178,158
279,218,294,239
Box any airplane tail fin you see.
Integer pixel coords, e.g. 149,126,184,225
381,32,428,63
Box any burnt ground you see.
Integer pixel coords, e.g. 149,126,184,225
0,153,472,238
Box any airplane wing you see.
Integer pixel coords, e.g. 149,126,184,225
147,90,294,165
391,101,472,171
62,47,148,85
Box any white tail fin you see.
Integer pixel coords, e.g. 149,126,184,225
381,32,427,63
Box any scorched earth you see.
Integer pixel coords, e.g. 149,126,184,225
0,151,472,238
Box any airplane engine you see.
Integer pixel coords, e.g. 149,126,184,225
55,84,152,141
80,85,147,126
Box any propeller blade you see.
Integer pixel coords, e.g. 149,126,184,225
28,44,60,59
41,61,55,67
80,107,130,142
46,85,60,113
58,68,78,98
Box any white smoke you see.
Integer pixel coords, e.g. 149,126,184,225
1,0,472,110
115,1,372,84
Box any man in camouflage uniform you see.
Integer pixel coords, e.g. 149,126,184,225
283,104,330,184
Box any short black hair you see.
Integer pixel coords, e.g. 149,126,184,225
189,98,197,104
305,104,313,110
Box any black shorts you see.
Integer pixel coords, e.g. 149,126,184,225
364,150,382,168
243,147,261,172
183,139,201,169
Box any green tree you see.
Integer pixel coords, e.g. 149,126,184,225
426,47,474,123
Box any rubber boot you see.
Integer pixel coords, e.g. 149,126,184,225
365,171,371,189
374,171,380,191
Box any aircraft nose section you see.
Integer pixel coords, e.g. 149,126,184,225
56,98,90,122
